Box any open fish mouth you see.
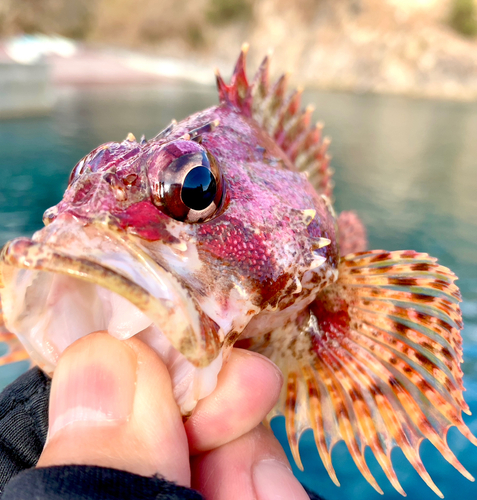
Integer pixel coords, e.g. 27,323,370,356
0,216,224,413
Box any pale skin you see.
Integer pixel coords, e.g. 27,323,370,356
37,332,310,500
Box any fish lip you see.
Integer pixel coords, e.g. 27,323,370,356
0,217,222,369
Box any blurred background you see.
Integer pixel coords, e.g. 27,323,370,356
1,1,477,499
3,0,477,106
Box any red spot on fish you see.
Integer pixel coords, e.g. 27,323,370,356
89,143,140,172
198,217,272,274
400,250,418,259
72,179,95,205
310,292,350,345
114,201,180,243
197,216,290,305
412,263,432,272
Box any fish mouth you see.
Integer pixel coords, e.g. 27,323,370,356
0,216,224,412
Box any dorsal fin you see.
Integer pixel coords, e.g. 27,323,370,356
216,45,333,198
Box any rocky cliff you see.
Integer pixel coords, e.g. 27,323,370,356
2,0,477,99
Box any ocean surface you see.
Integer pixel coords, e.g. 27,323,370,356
0,82,476,500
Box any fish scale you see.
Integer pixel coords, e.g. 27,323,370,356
0,45,475,496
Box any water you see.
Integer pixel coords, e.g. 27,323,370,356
1,83,477,500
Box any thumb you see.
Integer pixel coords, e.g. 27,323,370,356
37,331,190,487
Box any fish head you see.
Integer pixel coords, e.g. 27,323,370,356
0,48,337,412
133,104,339,337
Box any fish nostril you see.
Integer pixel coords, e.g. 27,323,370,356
102,172,130,201
103,171,117,187
123,173,138,186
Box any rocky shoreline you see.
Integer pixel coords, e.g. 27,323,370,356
2,0,477,101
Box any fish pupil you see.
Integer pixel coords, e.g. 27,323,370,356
181,166,217,210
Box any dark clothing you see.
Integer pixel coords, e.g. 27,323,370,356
2,466,204,500
0,367,50,488
0,368,324,500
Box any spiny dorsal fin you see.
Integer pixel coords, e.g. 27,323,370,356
216,45,333,198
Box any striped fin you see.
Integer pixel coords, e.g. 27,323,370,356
246,250,475,497
216,45,333,197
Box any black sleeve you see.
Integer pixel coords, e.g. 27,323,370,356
2,465,204,500
0,367,50,491
0,368,325,500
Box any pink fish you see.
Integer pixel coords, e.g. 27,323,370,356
0,46,474,497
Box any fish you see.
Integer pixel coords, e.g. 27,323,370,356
0,45,475,497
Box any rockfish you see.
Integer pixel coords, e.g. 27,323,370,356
0,46,474,497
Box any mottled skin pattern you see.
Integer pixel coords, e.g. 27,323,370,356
50,104,338,341
0,47,475,497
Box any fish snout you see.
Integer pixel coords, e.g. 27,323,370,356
0,217,225,413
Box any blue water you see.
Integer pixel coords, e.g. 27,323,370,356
1,83,477,499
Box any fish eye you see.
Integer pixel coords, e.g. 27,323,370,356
151,147,223,223
181,166,217,210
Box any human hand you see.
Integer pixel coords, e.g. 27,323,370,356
37,331,310,499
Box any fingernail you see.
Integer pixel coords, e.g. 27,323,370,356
48,334,137,440
253,460,309,500
237,349,284,384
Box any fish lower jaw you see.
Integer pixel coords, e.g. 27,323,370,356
1,268,223,415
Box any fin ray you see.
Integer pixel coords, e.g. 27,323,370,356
248,250,474,496
301,365,340,485
216,47,333,197
285,371,304,470
316,353,384,494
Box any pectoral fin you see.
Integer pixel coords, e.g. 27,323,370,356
0,296,29,367
246,250,475,497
